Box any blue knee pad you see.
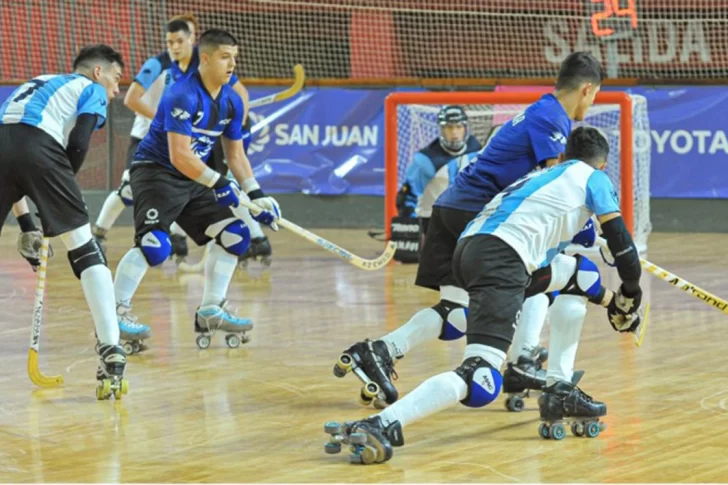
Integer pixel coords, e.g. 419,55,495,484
433,300,467,341
455,357,503,408
117,179,133,207
139,229,171,266
216,220,251,256
561,255,601,299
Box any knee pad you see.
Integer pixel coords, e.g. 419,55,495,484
433,300,467,341
215,220,251,256
67,238,107,279
454,357,503,408
116,179,133,207
138,229,171,266
562,255,603,300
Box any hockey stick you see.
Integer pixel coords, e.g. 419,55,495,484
28,237,64,388
177,241,212,273
248,64,305,108
233,202,396,271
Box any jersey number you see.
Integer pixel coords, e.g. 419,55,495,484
13,79,48,103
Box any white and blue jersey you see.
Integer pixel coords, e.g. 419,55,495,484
0,74,107,148
461,160,620,273
436,94,571,213
130,52,173,139
133,71,244,170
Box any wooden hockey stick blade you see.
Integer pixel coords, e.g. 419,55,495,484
634,303,650,347
28,349,64,387
233,203,395,270
248,64,305,108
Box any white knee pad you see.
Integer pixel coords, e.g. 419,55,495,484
59,223,94,251
436,285,469,341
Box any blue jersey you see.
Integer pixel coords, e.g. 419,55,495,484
0,73,107,148
133,71,244,170
170,46,239,86
436,94,571,213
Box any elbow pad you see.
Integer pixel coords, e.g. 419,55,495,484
601,217,641,294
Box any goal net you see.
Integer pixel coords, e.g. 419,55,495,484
385,92,651,251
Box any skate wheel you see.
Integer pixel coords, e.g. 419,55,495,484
362,382,379,399
538,423,550,439
332,363,348,378
324,421,342,435
505,395,525,412
349,452,364,464
225,334,241,348
585,421,601,438
132,341,141,354
358,391,374,406
120,379,129,395
94,343,100,354
549,423,566,440
571,422,585,437
357,444,378,465
240,332,252,344
122,342,134,355
96,379,112,400
373,399,387,410
536,346,548,364
196,334,211,349
338,354,354,372
261,257,272,267
324,442,342,454
349,433,367,445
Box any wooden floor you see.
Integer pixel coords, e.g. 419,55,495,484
1,226,728,483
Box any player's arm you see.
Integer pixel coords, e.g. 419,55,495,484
231,78,249,123
397,152,435,217
124,56,164,119
70,82,109,173
527,114,568,168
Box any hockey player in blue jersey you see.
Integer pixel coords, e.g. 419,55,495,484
0,45,131,399
325,126,644,464
112,29,279,350
332,51,605,409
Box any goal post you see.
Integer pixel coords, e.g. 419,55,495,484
384,91,648,247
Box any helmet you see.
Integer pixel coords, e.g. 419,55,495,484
437,105,468,153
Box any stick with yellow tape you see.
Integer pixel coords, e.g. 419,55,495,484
27,237,64,388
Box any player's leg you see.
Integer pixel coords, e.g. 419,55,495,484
333,206,474,407
325,234,527,464
15,125,126,388
176,184,253,348
113,165,188,352
93,137,141,249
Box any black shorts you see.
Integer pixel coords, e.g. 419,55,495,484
130,163,235,246
124,137,142,170
0,124,88,237
415,206,479,291
452,234,530,352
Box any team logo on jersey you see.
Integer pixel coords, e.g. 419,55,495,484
145,208,159,225
247,110,270,155
194,111,204,125
171,108,191,120
550,131,567,144
219,118,231,125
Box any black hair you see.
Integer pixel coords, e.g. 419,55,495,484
166,19,191,35
198,28,239,53
555,51,604,91
73,44,124,70
564,126,610,167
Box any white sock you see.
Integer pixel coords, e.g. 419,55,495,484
114,248,149,305
545,295,587,386
509,293,549,363
95,192,125,231
378,371,467,428
380,285,468,358
248,219,265,239
81,266,120,345
170,222,187,237
546,254,577,293
201,243,237,307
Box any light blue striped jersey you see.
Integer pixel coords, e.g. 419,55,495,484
0,73,107,148
130,52,173,139
461,160,620,273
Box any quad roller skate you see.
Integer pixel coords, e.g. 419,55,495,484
333,340,399,409
96,344,129,400
170,234,189,265
116,303,151,355
323,416,403,464
537,373,607,440
502,345,548,412
92,225,108,253
194,299,253,349
238,237,272,269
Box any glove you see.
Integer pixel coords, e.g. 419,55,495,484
607,284,643,332
213,178,240,208
395,182,417,218
16,230,54,272
241,178,280,231
572,218,596,248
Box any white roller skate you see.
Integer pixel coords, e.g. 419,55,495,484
96,344,129,400
194,299,253,349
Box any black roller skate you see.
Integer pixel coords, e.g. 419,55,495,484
238,237,272,269
323,416,403,464
170,234,189,265
502,345,548,412
333,340,399,409
96,344,129,400
194,299,253,349
92,225,108,253
537,374,607,440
